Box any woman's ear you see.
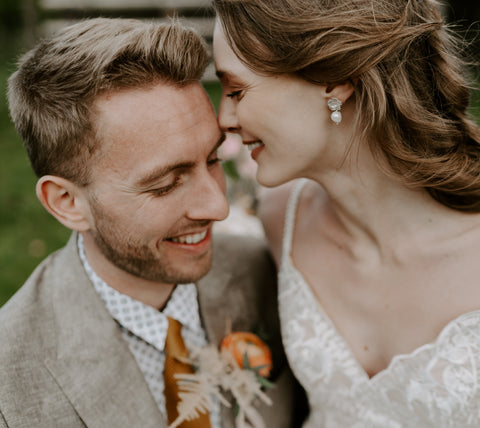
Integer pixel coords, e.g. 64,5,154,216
36,175,91,232
324,81,355,104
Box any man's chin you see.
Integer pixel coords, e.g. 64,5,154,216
171,258,213,284
140,255,213,284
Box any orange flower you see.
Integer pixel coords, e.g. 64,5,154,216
220,332,272,377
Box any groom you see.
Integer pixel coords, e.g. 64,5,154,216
0,18,304,427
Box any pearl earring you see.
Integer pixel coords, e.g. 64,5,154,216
328,98,342,125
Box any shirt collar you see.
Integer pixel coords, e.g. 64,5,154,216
77,234,204,351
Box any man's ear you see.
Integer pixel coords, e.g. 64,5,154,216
36,175,91,232
323,80,355,104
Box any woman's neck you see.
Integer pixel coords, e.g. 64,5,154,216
306,144,476,264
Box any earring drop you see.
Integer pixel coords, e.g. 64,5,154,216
328,98,342,125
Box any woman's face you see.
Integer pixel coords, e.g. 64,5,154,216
213,23,343,187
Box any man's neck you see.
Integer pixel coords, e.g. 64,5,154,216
80,232,175,310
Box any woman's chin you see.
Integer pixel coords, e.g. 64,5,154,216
256,168,292,188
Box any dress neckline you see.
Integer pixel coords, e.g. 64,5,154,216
284,254,480,382
280,178,480,382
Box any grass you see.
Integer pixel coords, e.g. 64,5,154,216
1,44,479,307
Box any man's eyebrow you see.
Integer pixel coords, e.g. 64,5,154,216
134,132,226,190
134,161,195,190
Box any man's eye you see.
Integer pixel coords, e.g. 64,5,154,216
208,156,222,166
149,177,180,196
226,90,243,99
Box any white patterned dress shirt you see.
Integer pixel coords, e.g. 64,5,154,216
78,235,222,428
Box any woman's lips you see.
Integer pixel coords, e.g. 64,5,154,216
244,141,265,160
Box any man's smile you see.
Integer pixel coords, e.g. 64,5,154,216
167,230,208,244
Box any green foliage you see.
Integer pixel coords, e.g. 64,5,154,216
0,0,22,33
202,81,222,112
0,44,70,307
221,159,240,181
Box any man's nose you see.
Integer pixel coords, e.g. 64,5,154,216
186,169,229,222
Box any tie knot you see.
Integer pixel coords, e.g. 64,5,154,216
165,317,186,358
167,316,182,335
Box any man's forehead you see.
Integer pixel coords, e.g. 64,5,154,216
88,82,222,185
92,82,214,146
94,83,198,120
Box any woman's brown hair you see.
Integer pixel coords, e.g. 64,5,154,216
214,0,480,211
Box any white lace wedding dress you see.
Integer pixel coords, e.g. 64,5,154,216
278,179,480,427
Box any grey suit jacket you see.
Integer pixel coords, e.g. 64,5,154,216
0,232,304,427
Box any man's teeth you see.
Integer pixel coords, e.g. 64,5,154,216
170,230,207,244
248,142,264,151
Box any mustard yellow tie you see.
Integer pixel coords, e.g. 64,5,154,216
164,317,211,428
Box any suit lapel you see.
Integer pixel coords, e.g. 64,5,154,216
197,268,238,428
44,233,165,428
198,235,268,428
197,263,232,348
197,235,263,344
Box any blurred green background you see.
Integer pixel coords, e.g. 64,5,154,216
0,1,479,307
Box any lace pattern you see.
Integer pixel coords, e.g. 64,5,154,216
278,179,480,427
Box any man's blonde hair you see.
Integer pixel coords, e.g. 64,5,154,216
8,18,209,185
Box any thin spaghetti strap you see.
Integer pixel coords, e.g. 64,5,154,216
281,179,308,264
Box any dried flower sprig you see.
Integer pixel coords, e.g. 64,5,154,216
168,333,274,428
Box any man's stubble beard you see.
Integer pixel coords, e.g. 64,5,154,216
89,200,212,284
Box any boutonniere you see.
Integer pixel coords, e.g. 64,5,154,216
168,323,274,428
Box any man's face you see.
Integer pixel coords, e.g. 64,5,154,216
84,82,229,285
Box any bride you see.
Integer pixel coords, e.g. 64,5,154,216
213,0,480,426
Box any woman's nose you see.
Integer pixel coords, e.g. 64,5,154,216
217,97,240,134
